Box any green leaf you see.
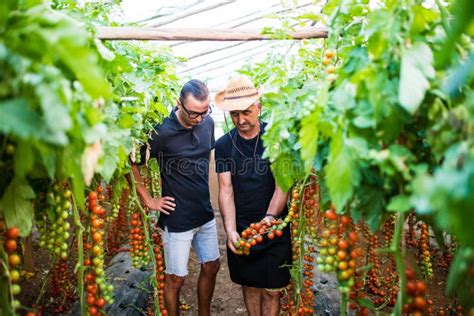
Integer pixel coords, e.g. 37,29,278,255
446,246,474,308
0,99,41,138
332,82,356,111
61,146,84,207
352,183,385,232
325,132,361,211
97,145,120,182
442,52,474,99
357,297,375,309
35,143,56,178
398,42,435,114
14,141,34,178
35,82,71,145
0,178,35,237
299,109,320,172
118,113,136,129
94,38,115,61
0,0,15,31
439,0,474,66
271,152,304,192
387,194,411,212
410,5,440,35
411,144,474,247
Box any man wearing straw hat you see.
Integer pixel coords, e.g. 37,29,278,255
131,79,220,316
214,74,291,316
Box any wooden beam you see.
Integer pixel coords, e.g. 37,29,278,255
96,27,328,41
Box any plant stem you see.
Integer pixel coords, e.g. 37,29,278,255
129,172,162,316
0,243,14,316
294,175,311,309
71,195,86,316
35,257,54,308
391,212,406,316
434,0,450,34
340,292,348,316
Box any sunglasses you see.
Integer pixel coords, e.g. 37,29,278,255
181,102,213,119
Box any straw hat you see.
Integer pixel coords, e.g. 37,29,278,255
214,74,261,111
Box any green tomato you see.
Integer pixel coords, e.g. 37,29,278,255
5,144,16,155
12,284,21,295
11,299,20,309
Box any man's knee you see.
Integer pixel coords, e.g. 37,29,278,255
165,274,186,290
201,259,220,276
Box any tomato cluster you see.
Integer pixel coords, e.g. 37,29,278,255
348,274,369,316
317,210,362,293
322,50,337,82
284,184,314,315
49,258,73,313
149,160,162,198
129,212,149,268
4,226,22,309
403,268,433,315
37,184,72,260
84,189,114,314
107,189,129,253
234,218,284,255
406,212,417,247
284,179,324,316
85,271,109,316
437,302,464,315
361,222,398,307
417,222,433,279
152,231,167,315
301,180,321,241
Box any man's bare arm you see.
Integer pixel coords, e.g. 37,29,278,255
129,164,176,215
217,171,240,254
264,184,289,218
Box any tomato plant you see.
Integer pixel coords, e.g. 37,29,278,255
240,0,473,313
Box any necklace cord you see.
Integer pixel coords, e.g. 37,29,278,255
223,113,261,158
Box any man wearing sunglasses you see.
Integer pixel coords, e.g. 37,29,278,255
131,79,219,316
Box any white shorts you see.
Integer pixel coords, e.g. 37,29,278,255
162,219,220,277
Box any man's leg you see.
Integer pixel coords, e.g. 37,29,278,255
192,219,221,316
162,227,194,316
262,289,281,316
197,259,220,316
164,274,185,316
242,286,262,316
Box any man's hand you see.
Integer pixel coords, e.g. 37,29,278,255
262,214,275,225
145,196,176,215
227,230,242,255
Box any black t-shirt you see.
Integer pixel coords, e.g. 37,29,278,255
215,122,281,225
139,109,215,232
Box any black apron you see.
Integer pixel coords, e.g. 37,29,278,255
226,126,291,289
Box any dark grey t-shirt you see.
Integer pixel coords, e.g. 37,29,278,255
140,109,215,232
